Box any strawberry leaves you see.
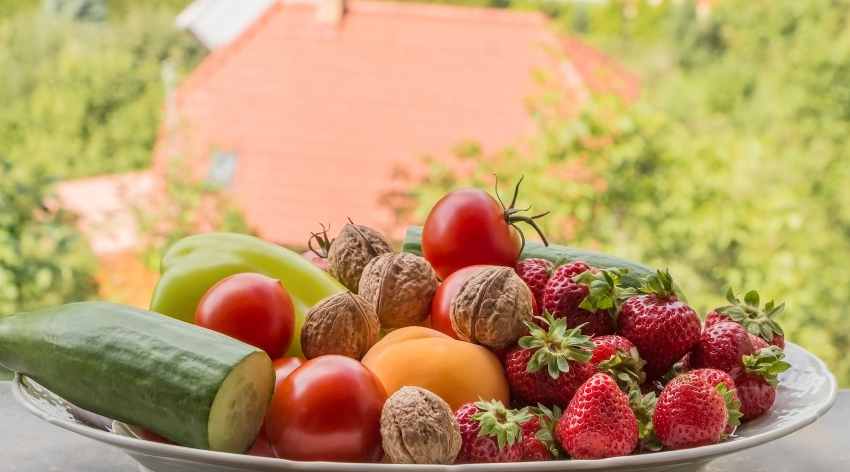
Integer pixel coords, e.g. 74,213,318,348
716,383,743,436
519,313,594,379
573,268,633,314
628,388,661,452
637,269,677,299
717,288,785,344
473,400,531,450
597,350,647,391
527,404,564,459
742,346,791,386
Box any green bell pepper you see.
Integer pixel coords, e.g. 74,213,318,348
150,232,345,357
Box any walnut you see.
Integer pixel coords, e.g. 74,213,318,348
300,292,380,359
327,222,392,292
380,387,461,464
450,266,533,349
358,252,438,329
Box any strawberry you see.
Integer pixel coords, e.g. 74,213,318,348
542,262,626,336
652,373,729,449
555,373,639,459
689,368,743,435
591,335,646,390
618,270,701,380
705,289,785,349
748,333,770,351
519,405,563,461
733,346,791,420
455,400,529,463
505,314,595,407
690,321,755,373
515,258,553,315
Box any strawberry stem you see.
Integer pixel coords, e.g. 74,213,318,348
742,346,791,387
519,313,594,379
717,288,785,343
716,383,742,437
473,400,530,450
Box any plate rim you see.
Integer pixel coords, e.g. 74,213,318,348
12,342,838,471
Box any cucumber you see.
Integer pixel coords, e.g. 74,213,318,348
403,225,654,289
0,302,274,453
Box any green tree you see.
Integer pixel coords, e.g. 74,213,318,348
0,160,98,316
0,6,202,179
400,0,850,385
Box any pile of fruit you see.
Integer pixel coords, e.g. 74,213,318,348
0,180,791,464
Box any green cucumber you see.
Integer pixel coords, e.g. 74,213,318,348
403,225,654,289
0,302,274,453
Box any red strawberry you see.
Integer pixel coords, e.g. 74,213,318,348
541,262,619,336
555,373,639,459
455,400,529,463
653,373,729,449
519,405,562,461
690,321,755,373
748,333,770,351
733,346,790,420
591,335,646,390
705,289,785,349
689,368,743,435
515,258,553,315
618,270,701,380
505,314,595,407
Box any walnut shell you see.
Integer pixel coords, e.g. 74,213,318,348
450,266,533,349
380,386,461,464
328,223,392,292
301,292,380,359
358,252,438,329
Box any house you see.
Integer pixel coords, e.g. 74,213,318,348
57,0,637,305
154,0,638,247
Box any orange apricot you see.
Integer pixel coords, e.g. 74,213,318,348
362,327,509,410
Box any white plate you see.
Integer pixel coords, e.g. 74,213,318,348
13,342,836,472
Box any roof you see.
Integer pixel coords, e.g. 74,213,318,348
149,1,639,247
176,0,277,50
55,171,160,255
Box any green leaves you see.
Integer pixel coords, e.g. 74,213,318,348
716,383,742,436
717,288,785,344
597,351,647,391
472,400,530,450
638,269,677,299
574,267,634,313
743,346,792,387
518,313,595,379
526,404,564,459
628,388,661,452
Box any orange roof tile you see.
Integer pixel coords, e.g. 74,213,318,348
154,0,638,246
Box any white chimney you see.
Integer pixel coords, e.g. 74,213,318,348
316,0,345,24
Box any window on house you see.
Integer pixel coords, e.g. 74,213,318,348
207,151,237,188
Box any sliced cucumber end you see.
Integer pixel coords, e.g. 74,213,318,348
208,351,274,453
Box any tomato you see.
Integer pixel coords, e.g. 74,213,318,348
265,355,386,462
195,273,295,359
430,265,488,338
422,180,548,279
246,430,275,457
272,356,305,392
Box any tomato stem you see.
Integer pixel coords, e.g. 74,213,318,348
494,176,550,251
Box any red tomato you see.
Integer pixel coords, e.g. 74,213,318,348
246,430,275,457
195,273,295,359
272,356,305,392
265,355,387,462
422,183,548,279
430,265,488,338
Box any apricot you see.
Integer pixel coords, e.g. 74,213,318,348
362,327,509,410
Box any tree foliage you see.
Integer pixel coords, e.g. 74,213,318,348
401,0,850,385
0,5,202,178
0,160,98,316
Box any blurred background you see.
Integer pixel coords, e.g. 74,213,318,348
1,0,848,386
